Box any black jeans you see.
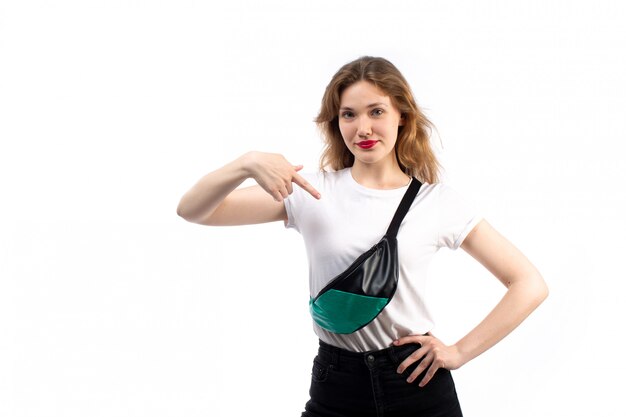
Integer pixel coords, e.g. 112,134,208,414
301,340,463,417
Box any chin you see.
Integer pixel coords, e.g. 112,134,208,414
356,156,385,165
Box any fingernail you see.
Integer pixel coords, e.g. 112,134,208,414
407,377,413,383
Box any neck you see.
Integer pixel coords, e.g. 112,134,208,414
350,159,410,190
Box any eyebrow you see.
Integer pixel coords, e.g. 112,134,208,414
339,102,388,111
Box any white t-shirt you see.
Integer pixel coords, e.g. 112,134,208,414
283,167,482,352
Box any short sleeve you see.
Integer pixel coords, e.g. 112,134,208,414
437,183,483,250
283,171,318,233
283,193,299,232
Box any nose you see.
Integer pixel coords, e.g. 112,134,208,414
357,116,372,137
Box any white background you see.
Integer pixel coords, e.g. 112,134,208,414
1,1,625,416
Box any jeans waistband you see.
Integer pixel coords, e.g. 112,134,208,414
318,335,429,368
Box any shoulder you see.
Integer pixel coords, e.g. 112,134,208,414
417,182,479,220
428,182,474,206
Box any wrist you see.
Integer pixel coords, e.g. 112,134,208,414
237,151,258,179
450,343,471,368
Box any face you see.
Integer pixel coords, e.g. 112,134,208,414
338,80,405,167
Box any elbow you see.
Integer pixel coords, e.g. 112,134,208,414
538,279,549,303
176,201,194,222
534,270,549,299
176,203,186,219
529,274,549,308
176,202,213,225
510,273,549,308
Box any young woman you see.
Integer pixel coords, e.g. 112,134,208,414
177,56,549,417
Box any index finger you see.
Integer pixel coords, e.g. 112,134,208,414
393,334,429,346
292,172,321,199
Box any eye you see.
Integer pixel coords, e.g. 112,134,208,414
372,108,384,116
341,111,354,119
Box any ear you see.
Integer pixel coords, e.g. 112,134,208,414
399,114,406,126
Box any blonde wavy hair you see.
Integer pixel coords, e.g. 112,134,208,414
315,56,442,184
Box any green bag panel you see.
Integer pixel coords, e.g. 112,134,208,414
307,178,423,335
309,289,389,334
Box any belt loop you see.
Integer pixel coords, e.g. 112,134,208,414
331,344,339,368
389,343,400,364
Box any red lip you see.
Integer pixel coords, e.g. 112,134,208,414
356,140,378,149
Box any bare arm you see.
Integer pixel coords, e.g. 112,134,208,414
176,151,321,226
395,219,549,386
451,219,549,364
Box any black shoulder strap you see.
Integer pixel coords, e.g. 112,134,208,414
385,177,423,238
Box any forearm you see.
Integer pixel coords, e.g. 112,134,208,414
453,275,549,366
176,153,251,223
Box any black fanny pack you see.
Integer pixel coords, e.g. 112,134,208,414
309,177,423,334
